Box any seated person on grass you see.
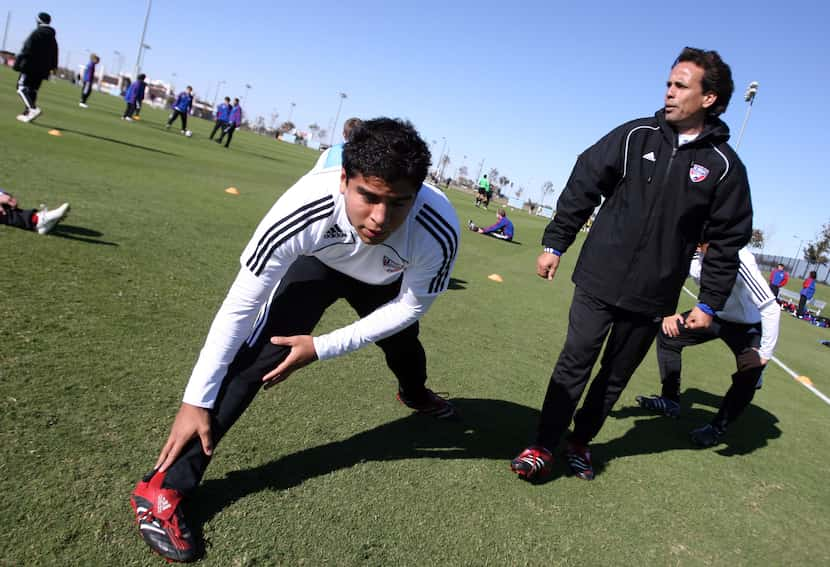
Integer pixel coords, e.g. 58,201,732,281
468,208,514,241
0,188,69,235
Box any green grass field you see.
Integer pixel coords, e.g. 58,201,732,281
2,68,829,566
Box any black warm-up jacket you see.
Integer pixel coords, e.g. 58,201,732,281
542,110,753,316
13,25,58,79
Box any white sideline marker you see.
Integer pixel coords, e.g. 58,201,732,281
681,286,830,407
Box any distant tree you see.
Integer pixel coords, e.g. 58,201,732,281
308,122,319,138
488,167,499,181
458,165,469,179
439,154,451,177
278,121,295,134
317,128,328,143
749,228,765,249
498,175,509,187
803,239,830,269
515,187,524,199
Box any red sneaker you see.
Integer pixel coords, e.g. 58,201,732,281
565,441,595,480
130,470,197,562
510,446,554,481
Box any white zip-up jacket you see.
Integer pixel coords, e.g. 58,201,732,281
183,169,460,408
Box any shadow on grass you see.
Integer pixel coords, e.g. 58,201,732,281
598,387,782,476
191,397,547,527
33,123,179,156
448,277,467,290
49,224,118,246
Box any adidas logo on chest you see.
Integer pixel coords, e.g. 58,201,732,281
324,223,347,239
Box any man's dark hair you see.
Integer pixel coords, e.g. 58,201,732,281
343,118,431,188
674,47,734,117
137,73,146,81
224,96,230,102
777,263,785,269
810,271,817,279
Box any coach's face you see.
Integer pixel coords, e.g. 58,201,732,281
340,170,418,245
664,61,717,133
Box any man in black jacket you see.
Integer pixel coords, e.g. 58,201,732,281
511,47,753,483
13,12,58,123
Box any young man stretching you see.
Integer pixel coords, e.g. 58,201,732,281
130,118,460,562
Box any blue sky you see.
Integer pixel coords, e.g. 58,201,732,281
3,0,827,257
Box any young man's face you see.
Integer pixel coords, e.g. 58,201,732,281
340,171,419,245
664,61,717,132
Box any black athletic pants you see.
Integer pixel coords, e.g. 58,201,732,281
656,312,764,431
123,102,138,118
217,124,236,147
535,287,660,448
0,205,36,230
163,256,430,495
209,120,227,140
769,284,779,299
17,73,42,110
80,80,93,103
797,295,808,316
167,109,188,130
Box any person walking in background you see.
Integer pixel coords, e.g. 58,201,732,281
13,12,58,123
510,47,753,483
209,96,231,140
122,74,145,121
475,174,490,208
216,98,242,148
166,86,194,133
768,263,789,298
797,271,817,317
0,188,69,235
79,53,99,108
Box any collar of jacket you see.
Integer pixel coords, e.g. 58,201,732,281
654,109,730,148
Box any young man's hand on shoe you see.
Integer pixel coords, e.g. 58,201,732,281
156,403,213,472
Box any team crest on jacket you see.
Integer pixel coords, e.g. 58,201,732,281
383,255,404,273
689,163,709,183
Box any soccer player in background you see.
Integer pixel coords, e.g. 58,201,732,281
130,118,460,562
216,98,242,148
166,86,194,133
510,47,753,483
637,244,779,447
79,53,99,108
13,12,58,123
122,74,145,121
311,117,363,171
209,96,231,140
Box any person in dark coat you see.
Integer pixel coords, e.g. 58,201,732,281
13,12,58,123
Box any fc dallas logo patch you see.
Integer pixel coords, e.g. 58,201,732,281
689,163,709,183
383,255,404,273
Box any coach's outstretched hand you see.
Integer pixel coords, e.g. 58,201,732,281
263,335,319,389
156,403,213,472
537,252,561,281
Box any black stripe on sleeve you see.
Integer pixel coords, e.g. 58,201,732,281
418,206,458,292
738,263,773,304
245,195,333,270
250,209,335,276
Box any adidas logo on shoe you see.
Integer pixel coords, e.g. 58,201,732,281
324,223,347,239
157,495,172,513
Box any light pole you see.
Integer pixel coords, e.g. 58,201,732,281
3,11,12,52
113,50,123,76
288,102,296,122
243,83,252,106
735,81,759,150
330,92,347,146
138,43,151,76
436,137,447,178
792,235,805,274
212,80,226,108
134,0,152,78
170,72,176,94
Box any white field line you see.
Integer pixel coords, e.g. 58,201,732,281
681,286,830,407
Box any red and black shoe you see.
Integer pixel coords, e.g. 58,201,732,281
130,470,197,562
396,388,457,419
510,446,554,482
565,441,595,481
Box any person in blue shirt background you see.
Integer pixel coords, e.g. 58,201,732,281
166,86,194,133
310,117,362,171
215,98,242,148
209,96,231,140
468,208,514,241
122,73,145,121
798,271,817,316
79,53,99,108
